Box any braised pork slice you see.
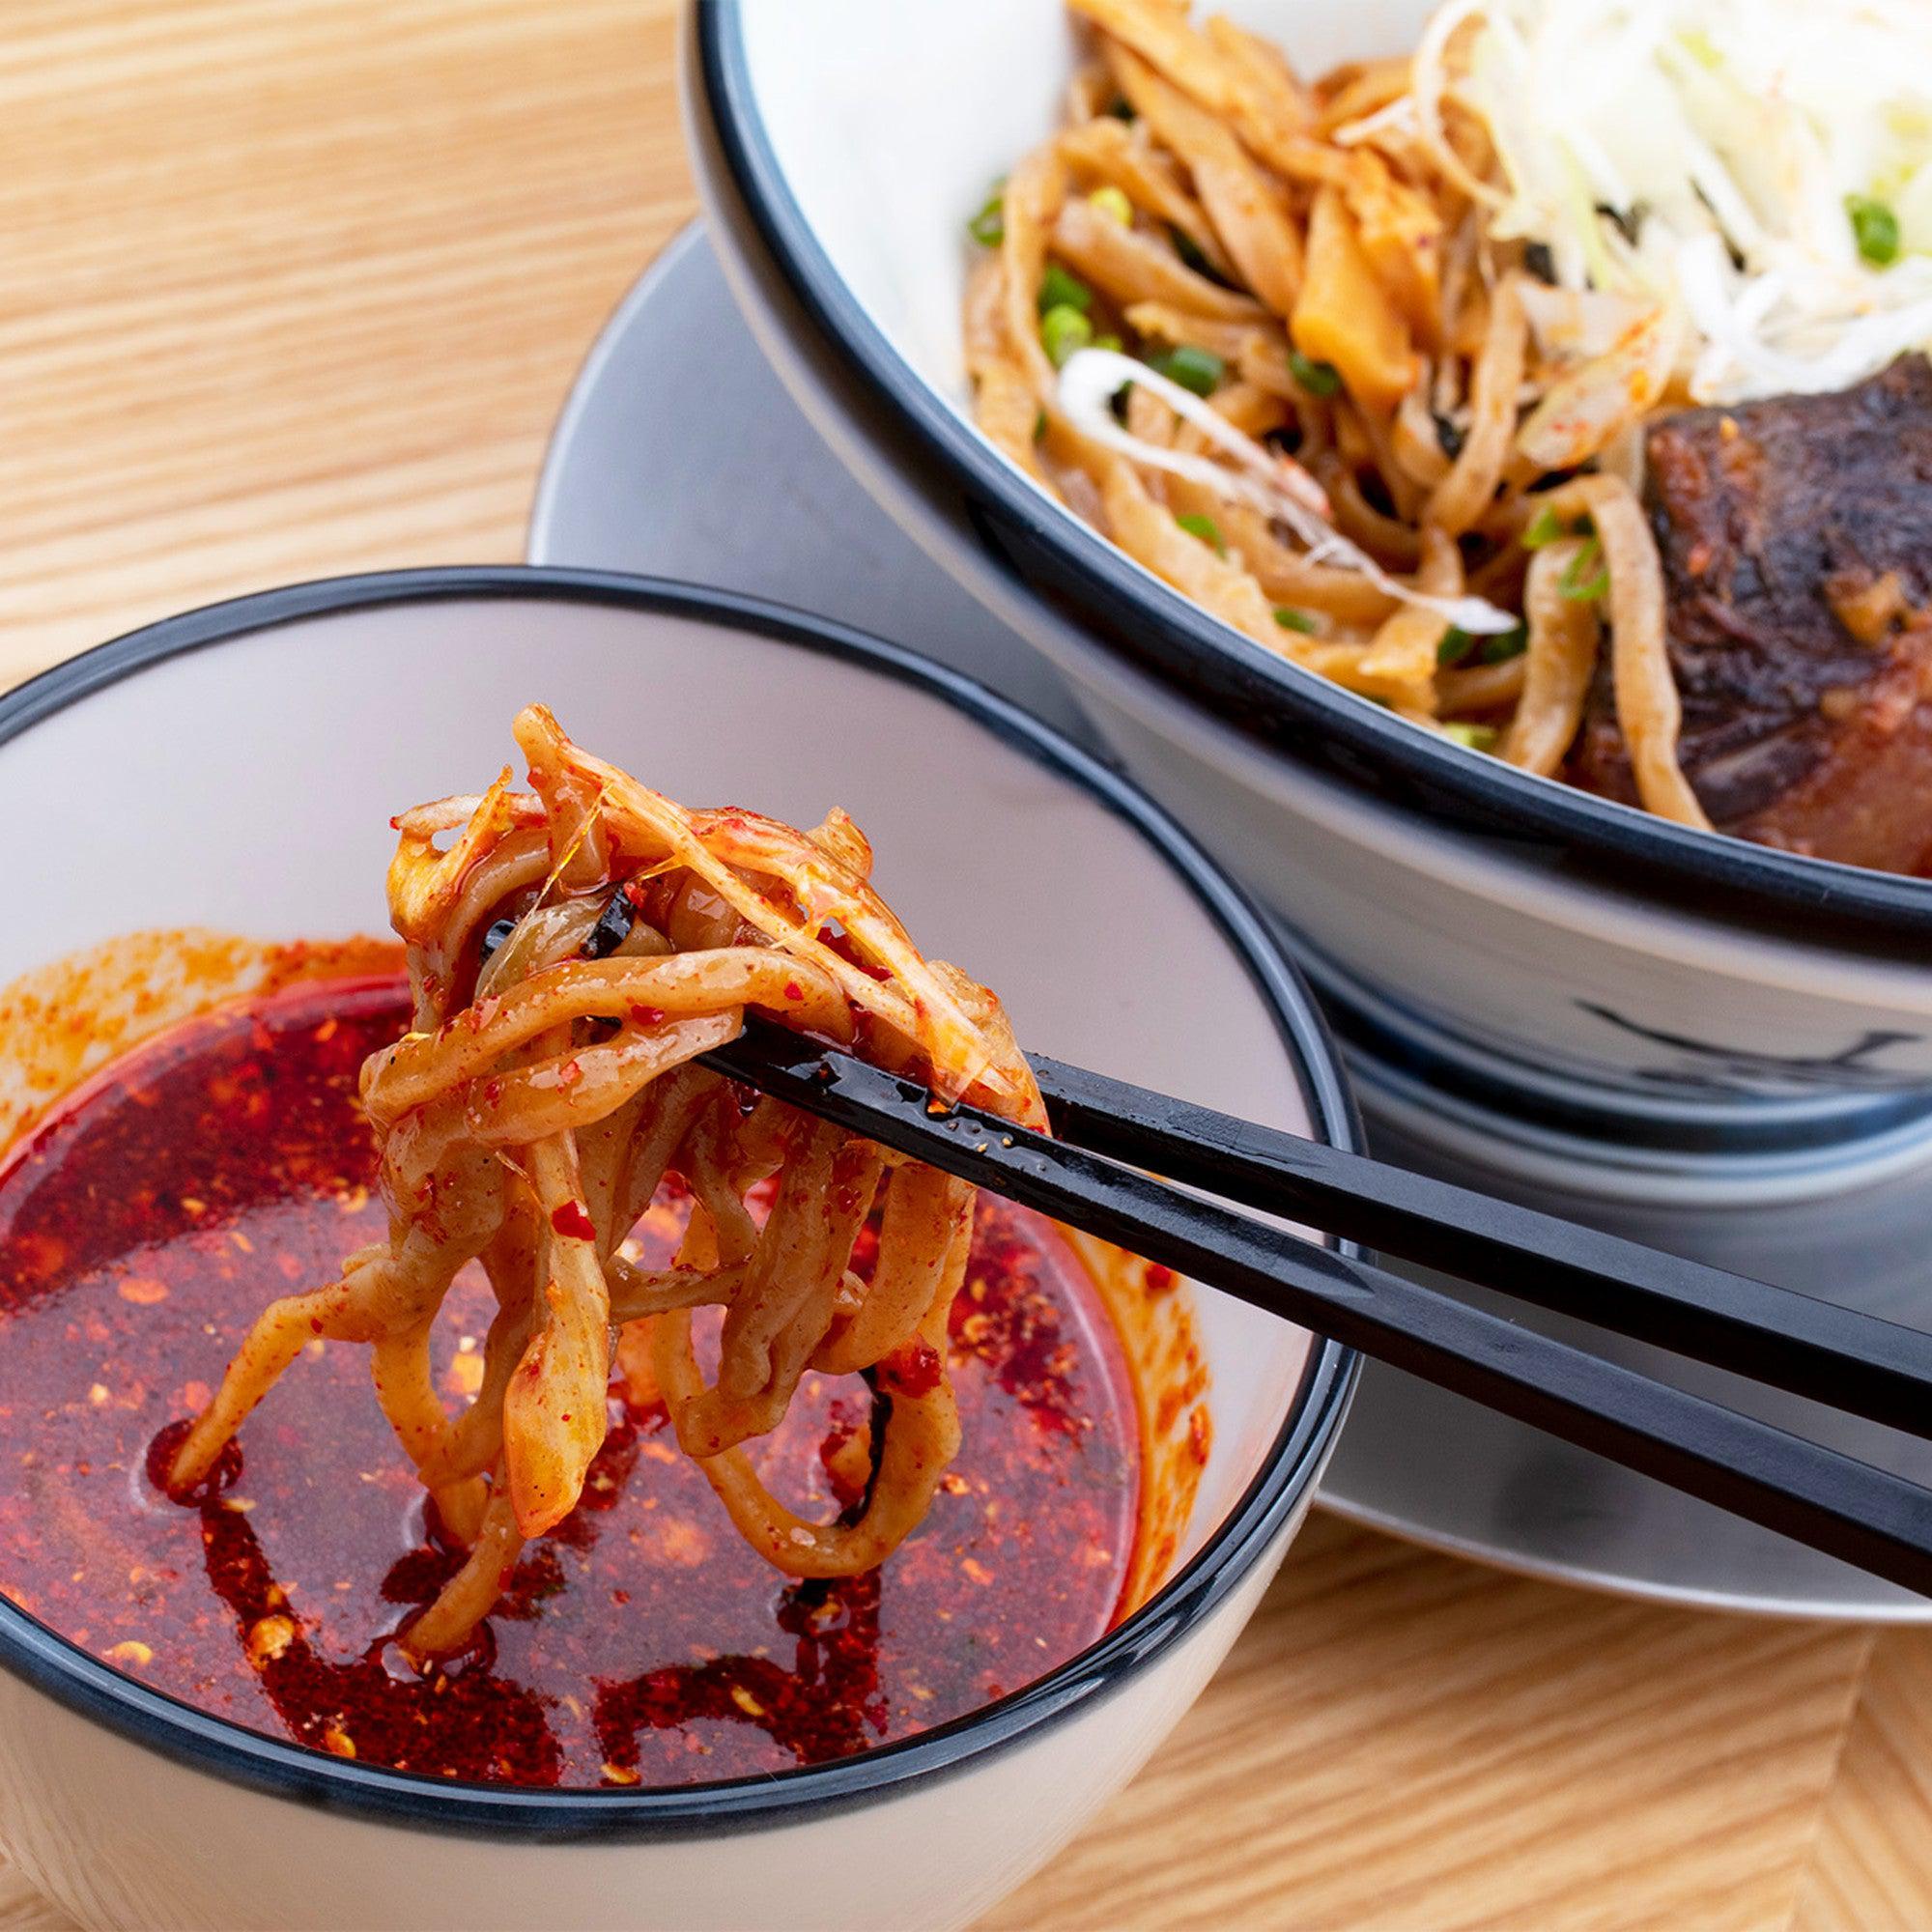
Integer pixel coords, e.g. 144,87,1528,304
1567,355,1932,875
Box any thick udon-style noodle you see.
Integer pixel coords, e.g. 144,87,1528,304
968,0,1712,829
167,705,1045,1657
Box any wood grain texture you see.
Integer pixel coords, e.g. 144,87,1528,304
1,2,1929,1926
0,0,681,687
1796,1631,1932,1932
993,1516,1873,1932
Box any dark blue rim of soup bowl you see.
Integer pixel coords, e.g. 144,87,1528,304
0,566,1359,1841
695,5,1932,964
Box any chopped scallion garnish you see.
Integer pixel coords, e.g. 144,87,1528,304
1040,304,1094,368
1287,350,1342,398
1170,226,1219,279
1442,620,1526,667
1175,511,1226,555
1094,330,1123,353
1443,722,1500,752
1846,193,1900,267
1521,504,1566,549
1149,344,1225,397
1088,186,1133,228
967,177,1008,248
1038,263,1093,316
1558,536,1609,601
1274,607,1318,634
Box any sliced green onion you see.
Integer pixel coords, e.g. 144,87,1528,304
968,177,1009,247
1094,331,1123,353
1287,350,1342,398
1444,620,1529,668
1089,185,1133,227
1274,607,1319,634
1175,511,1226,555
1677,24,1722,70
1847,193,1901,267
1038,263,1093,316
1170,225,1219,279
1443,722,1499,752
1033,408,1048,443
1558,535,1609,601
1041,305,1094,368
1521,504,1566,549
1439,622,1528,670
1150,344,1225,396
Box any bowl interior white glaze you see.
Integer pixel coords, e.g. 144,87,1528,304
0,582,1321,1602
738,0,1431,415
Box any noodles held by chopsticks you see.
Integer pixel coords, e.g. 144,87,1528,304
167,707,1043,1656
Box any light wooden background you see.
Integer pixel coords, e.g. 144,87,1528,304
3,4,1929,1927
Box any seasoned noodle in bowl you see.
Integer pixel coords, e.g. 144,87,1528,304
691,0,1932,1188
0,570,1353,1932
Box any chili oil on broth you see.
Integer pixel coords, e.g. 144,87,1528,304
0,936,1201,1788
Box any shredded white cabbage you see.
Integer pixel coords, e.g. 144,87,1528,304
1415,0,1932,401
1056,348,1520,635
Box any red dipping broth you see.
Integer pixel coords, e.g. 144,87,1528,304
0,977,1141,1788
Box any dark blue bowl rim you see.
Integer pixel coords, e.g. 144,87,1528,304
696,3,1932,957
0,564,1359,1842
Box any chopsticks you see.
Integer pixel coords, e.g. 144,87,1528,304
1031,1053,1932,1442
700,1020,1932,1599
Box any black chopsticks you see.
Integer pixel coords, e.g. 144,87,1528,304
1030,1053,1932,1442
700,1019,1932,1600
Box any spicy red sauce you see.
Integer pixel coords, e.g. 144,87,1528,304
0,978,1139,1787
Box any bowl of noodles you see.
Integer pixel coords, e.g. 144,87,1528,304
689,0,1932,1190
0,567,1353,1931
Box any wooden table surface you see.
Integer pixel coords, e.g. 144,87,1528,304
3,5,1929,1927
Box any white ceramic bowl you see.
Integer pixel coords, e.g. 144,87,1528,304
0,569,1354,1932
687,0,1932,1200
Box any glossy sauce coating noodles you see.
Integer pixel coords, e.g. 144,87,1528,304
164,706,1052,1657
0,978,1138,1785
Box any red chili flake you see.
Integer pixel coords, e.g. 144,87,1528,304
782,981,804,1003
877,1338,944,1398
550,1200,596,1241
0,977,1142,1792
556,1059,583,1089
815,927,891,981
10,1230,66,1282
1143,1264,1178,1294
628,1005,665,1027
